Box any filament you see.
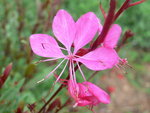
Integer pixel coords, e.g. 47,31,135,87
59,47,68,51
69,60,76,88
76,61,86,81
115,64,127,74
37,59,66,83
71,60,77,84
55,60,69,84
35,57,60,64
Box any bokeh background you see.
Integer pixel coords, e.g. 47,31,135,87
0,0,150,113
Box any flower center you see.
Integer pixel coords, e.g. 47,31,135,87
67,55,75,60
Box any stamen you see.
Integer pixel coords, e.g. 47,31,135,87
59,47,68,51
35,57,60,64
55,60,69,84
118,58,135,71
125,64,135,71
72,60,77,84
49,60,68,95
76,62,86,81
69,61,73,80
37,78,45,83
69,61,76,88
70,61,80,98
115,64,127,74
37,59,66,83
73,103,78,108
54,74,68,84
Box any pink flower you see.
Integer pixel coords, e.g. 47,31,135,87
68,80,110,107
76,24,122,70
29,9,121,83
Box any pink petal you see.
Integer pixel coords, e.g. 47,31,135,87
73,12,99,54
97,17,103,34
77,83,97,106
104,24,122,48
68,80,92,106
78,83,92,97
82,82,110,104
77,82,110,106
75,47,119,70
77,96,100,106
76,98,92,106
29,34,64,58
52,9,76,51
68,81,110,106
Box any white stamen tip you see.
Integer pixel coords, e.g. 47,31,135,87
37,78,45,83
73,103,78,108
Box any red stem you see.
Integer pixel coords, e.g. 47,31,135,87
116,30,134,52
114,0,145,21
114,0,131,22
128,0,145,7
38,64,79,113
91,0,116,51
99,2,107,19
38,84,64,113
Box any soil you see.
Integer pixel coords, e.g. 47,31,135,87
96,67,150,113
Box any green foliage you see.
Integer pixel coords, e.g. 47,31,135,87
0,77,25,112
117,0,150,51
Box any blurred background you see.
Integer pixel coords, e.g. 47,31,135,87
0,0,150,113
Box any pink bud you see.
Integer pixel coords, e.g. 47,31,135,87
107,86,116,93
117,74,124,80
0,63,13,88
68,80,110,107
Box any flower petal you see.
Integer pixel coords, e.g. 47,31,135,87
77,83,97,106
29,34,64,58
73,12,99,54
82,82,110,104
97,17,103,34
52,9,76,51
76,99,92,106
75,47,119,70
104,24,122,48
68,80,92,106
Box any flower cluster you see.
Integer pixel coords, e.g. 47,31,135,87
29,9,122,107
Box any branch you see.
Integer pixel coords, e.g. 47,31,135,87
99,2,107,19
114,0,131,21
38,84,65,113
91,0,116,51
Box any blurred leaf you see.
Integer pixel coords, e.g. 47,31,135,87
126,73,150,93
24,63,36,78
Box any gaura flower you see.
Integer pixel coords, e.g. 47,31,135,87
68,80,110,107
76,24,122,70
29,9,121,83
